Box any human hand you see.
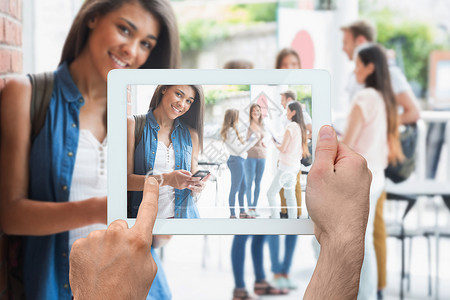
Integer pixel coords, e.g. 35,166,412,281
306,125,371,246
69,177,159,300
163,169,193,189
188,173,211,195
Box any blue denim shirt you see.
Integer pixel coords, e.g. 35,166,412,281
25,62,83,300
24,63,170,300
129,109,200,219
129,110,200,300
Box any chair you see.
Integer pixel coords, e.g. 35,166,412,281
385,193,432,299
422,195,450,299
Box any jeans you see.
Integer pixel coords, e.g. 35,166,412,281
245,158,266,209
267,235,298,275
231,235,267,288
227,155,247,217
267,168,298,219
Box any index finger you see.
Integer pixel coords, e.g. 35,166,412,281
132,177,159,241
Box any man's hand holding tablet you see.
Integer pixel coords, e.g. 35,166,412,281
70,177,159,300
70,126,371,299
304,125,371,299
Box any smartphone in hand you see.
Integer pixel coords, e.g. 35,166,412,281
192,170,210,180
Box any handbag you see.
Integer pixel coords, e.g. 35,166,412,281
385,123,418,183
301,140,313,167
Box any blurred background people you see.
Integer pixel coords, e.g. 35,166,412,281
342,44,404,300
341,19,421,300
267,101,309,290
245,103,267,217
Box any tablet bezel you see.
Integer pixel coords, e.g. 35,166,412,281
107,69,330,234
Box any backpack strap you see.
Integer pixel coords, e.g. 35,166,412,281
28,72,54,141
134,114,147,147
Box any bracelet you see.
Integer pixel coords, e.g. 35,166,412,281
158,174,164,186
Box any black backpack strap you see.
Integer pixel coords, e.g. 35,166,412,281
28,72,54,141
134,114,147,147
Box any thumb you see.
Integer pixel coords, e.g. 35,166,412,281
133,177,159,242
311,125,338,175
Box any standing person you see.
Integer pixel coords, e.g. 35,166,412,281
220,109,257,219
0,0,180,299
341,20,420,299
266,101,309,289
342,44,404,300
127,85,208,219
275,49,312,216
266,47,309,291
223,61,287,300
127,85,209,299
245,104,266,217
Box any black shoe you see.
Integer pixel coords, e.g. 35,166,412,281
280,212,288,219
377,290,383,300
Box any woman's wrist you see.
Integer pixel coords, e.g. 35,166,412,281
160,173,170,187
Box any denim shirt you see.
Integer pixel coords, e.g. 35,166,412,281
25,62,83,300
23,64,171,300
129,110,199,300
129,109,200,219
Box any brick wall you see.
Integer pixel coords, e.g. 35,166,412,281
0,0,23,298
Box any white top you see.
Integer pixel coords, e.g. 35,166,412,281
69,130,107,250
153,142,176,219
278,122,302,172
223,127,257,159
302,109,312,126
348,88,388,172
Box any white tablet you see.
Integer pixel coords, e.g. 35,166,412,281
107,69,330,234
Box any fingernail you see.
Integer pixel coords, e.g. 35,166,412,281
319,126,334,140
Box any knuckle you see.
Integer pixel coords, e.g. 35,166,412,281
87,229,104,241
130,234,148,250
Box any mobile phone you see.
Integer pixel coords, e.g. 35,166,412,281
192,170,210,180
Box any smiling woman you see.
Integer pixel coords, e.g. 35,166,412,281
0,0,180,299
127,85,207,220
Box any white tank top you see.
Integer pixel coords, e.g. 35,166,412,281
68,130,107,250
153,141,176,218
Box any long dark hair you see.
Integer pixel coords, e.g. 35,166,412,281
287,101,310,158
59,0,180,69
220,109,244,144
358,44,404,164
149,85,204,149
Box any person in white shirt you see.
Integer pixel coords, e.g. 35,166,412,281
340,20,420,299
220,109,258,219
343,44,404,300
267,101,309,219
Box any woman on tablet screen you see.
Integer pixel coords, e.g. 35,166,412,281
127,84,208,219
0,0,180,299
342,44,403,299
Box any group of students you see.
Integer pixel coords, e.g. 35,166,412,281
218,19,421,300
0,0,419,299
220,51,313,300
340,20,420,300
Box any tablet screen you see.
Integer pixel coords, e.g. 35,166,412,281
126,84,312,220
